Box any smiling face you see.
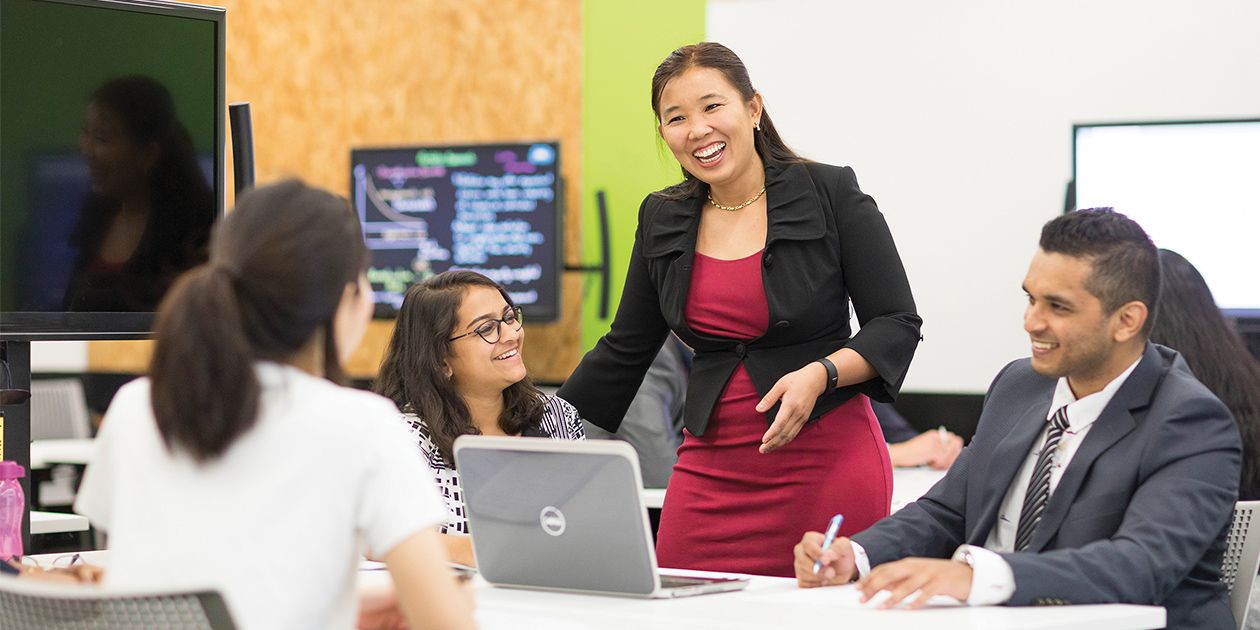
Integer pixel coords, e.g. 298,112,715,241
657,66,763,195
1023,249,1141,396
445,285,527,398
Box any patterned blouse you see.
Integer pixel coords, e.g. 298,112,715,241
399,395,585,535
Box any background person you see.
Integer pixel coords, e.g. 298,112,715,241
65,75,215,312
1150,248,1260,501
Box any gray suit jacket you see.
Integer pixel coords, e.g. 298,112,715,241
852,343,1240,629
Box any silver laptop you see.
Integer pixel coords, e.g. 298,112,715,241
453,435,750,598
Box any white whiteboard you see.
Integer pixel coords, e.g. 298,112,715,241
709,0,1260,392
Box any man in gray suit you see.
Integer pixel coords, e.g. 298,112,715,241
796,208,1240,629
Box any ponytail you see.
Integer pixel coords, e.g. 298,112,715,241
146,179,369,463
150,265,260,462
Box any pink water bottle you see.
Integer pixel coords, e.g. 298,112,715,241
0,461,26,561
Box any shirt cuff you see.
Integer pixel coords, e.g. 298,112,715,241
851,541,873,578
953,545,1015,605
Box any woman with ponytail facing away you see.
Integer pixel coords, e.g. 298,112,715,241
73,181,474,630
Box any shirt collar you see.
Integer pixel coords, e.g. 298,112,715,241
1048,355,1143,432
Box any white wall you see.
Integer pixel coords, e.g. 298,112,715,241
709,0,1260,392
30,341,88,373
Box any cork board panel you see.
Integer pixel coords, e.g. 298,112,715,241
90,0,584,382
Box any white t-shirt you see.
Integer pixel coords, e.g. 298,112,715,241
75,363,445,630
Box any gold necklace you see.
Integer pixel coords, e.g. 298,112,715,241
707,185,766,212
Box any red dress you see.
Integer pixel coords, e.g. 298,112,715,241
654,250,893,577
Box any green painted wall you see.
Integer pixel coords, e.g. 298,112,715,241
579,1,706,351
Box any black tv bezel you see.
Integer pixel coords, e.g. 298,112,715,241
0,0,227,341
1070,117,1260,320
349,140,564,324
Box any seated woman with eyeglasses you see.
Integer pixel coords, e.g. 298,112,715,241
375,270,585,566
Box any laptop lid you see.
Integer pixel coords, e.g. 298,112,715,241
453,436,660,596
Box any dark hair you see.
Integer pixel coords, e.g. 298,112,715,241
1150,249,1260,500
69,76,216,299
375,270,545,466
1038,207,1160,335
149,180,369,462
649,42,806,201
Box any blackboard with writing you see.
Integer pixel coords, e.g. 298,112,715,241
351,142,560,321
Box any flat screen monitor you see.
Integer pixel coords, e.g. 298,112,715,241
1073,119,1260,318
0,0,226,340
351,142,562,322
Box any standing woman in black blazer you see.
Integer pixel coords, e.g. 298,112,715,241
558,42,922,577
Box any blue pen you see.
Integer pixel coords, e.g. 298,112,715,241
812,513,845,574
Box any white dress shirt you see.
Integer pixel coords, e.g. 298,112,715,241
851,356,1142,605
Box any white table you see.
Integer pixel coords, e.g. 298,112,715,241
641,467,947,511
30,510,90,535
890,467,950,511
29,438,95,470
36,554,1165,629
398,570,1165,629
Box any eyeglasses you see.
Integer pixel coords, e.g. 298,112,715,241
449,306,523,344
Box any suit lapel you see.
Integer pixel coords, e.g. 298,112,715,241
1026,344,1163,552
968,392,1054,545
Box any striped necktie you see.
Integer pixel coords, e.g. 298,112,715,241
1014,405,1071,552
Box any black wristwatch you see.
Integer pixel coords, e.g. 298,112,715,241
815,357,839,393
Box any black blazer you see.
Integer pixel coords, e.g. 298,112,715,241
560,161,922,436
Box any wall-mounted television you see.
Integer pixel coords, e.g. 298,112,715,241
1073,118,1260,318
0,0,226,340
351,142,562,322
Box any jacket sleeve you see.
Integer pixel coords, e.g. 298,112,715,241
851,361,1016,563
998,393,1240,606
853,441,973,563
557,197,670,432
833,166,922,401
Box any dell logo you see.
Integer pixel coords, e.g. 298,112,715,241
539,506,566,536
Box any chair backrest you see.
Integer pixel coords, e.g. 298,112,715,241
0,576,236,630
30,378,92,441
1221,500,1260,630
